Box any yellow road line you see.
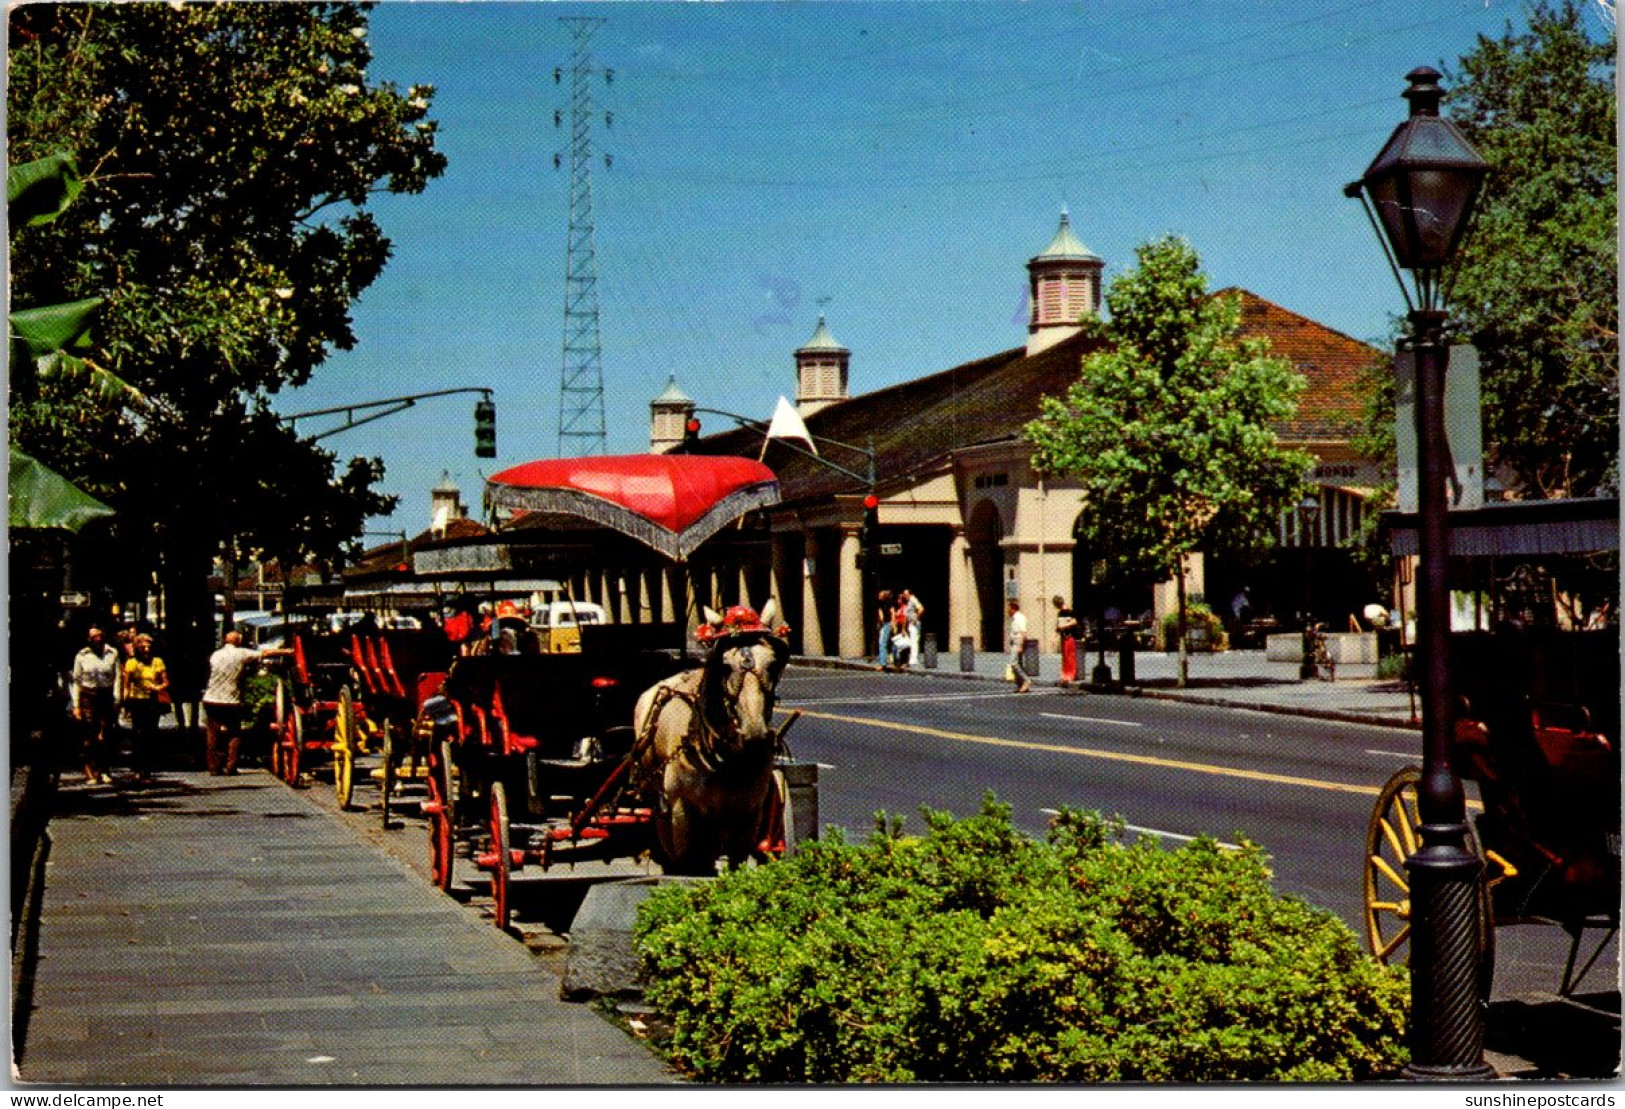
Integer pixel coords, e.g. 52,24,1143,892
800,709,1482,809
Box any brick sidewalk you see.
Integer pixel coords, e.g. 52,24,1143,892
12,770,674,1086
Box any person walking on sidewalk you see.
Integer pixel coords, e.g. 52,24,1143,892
899,589,925,669
203,631,290,775
122,634,169,782
70,625,121,783
874,590,896,669
1006,600,1033,693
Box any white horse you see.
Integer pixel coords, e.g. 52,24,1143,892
631,599,790,874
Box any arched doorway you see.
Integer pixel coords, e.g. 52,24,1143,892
1070,509,1153,632
968,500,1005,650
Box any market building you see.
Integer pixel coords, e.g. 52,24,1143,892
652,213,1384,661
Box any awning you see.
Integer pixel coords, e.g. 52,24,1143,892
1384,498,1619,558
485,454,780,562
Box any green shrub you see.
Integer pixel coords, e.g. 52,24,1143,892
1158,602,1228,652
1376,651,1411,681
634,798,1408,1083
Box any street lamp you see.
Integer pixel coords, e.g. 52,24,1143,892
1345,66,1491,1080
1298,493,1321,680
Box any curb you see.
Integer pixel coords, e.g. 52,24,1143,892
791,654,1420,731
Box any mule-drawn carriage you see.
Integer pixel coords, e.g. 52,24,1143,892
409,454,814,929
1365,498,1619,996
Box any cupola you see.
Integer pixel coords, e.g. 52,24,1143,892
794,315,850,416
430,472,466,535
648,375,696,453
1026,210,1104,356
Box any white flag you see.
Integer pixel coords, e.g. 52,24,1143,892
763,395,818,457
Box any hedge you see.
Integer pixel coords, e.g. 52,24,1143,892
633,798,1408,1082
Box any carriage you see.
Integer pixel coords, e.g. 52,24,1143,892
410,454,814,929
345,625,456,827
269,624,375,808
1364,498,1619,996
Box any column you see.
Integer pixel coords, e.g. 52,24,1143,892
801,530,825,656
947,525,973,649
838,524,865,659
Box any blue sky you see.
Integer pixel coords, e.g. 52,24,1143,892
275,0,1568,534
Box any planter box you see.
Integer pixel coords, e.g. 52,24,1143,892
1266,633,1303,662
1326,632,1378,664
1265,631,1379,664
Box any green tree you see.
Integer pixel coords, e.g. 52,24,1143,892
1443,0,1616,498
8,2,445,693
1025,236,1312,686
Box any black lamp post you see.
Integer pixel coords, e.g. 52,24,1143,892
1345,66,1491,1080
1297,493,1321,680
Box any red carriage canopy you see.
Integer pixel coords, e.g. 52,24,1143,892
485,454,780,562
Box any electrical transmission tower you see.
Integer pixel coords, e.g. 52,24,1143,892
555,16,614,456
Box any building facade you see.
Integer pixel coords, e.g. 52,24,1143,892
651,213,1384,659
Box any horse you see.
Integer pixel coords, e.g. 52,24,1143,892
631,599,791,874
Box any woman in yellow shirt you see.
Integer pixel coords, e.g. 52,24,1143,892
122,635,169,781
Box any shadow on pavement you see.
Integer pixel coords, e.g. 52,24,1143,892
1486,991,1621,1079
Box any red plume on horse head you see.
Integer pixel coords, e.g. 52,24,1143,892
694,598,790,643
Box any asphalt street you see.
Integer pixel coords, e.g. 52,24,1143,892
772,667,1619,1009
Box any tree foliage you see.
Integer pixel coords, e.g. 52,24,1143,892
1025,237,1312,678
8,2,445,682
1442,0,1617,498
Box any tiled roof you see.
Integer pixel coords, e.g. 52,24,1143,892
350,516,490,575
1219,288,1380,441
695,289,1381,505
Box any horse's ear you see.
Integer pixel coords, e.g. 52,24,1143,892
760,598,779,629
702,606,722,626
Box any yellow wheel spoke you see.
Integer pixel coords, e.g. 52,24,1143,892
1379,814,1408,861
1397,790,1420,854
1371,854,1409,894
1376,924,1411,961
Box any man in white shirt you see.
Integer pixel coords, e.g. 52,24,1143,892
1006,601,1032,693
70,626,121,783
203,630,290,775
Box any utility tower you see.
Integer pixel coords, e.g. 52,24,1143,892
555,15,613,456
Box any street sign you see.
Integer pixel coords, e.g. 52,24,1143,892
59,591,90,608
879,543,902,557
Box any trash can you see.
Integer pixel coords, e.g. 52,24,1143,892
959,636,975,673
921,636,939,669
1022,637,1040,678
1117,630,1136,685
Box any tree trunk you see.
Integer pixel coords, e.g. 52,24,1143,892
1175,559,1189,689
159,534,216,742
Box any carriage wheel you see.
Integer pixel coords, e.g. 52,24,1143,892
272,680,289,778
333,687,357,810
428,739,455,891
283,707,304,786
1364,766,1495,995
488,779,513,931
380,724,397,830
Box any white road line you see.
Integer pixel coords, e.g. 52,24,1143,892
1039,809,1241,851
1040,712,1143,728
783,690,1060,707
1365,749,1419,760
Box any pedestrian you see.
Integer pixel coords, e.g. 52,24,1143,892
202,630,291,776
1006,600,1033,693
70,625,121,784
121,634,169,782
899,589,925,668
1053,595,1079,683
874,590,895,669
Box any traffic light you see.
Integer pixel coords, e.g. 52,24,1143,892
682,415,701,451
474,397,497,458
859,492,880,563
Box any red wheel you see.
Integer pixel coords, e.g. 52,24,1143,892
428,739,454,891
488,779,512,931
284,709,303,786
